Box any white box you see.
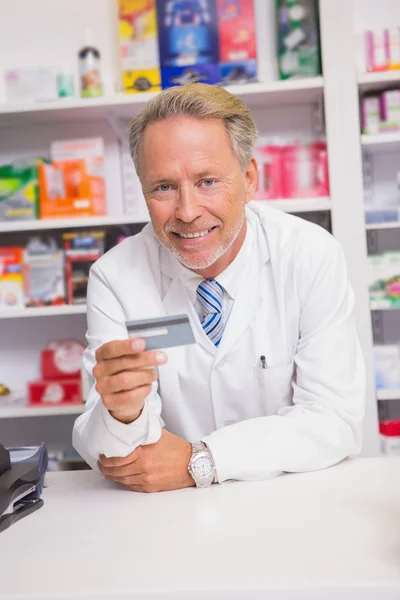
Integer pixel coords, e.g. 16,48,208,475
4,68,58,104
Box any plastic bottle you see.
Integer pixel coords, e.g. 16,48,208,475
78,28,103,98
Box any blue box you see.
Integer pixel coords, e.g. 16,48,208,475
156,0,219,67
161,63,221,88
220,59,257,86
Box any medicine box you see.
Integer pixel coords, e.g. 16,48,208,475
0,247,24,310
28,379,82,406
0,160,42,221
119,0,161,93
217,0,256,64
4,68,58,104
23,238,66,307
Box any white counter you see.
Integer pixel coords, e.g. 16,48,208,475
1,457,400,600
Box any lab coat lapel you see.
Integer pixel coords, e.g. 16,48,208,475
213,215,270,367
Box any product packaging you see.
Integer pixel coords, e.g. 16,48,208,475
156,0,218,67
280,142,329,199
365,30,389,72
41,340,85,380
380,420,400,456
57,64,75,98
0,247,24,310
161,63,221,88
276,0,321,80
63,230,105,304
0,159,44,221
119,0,161,93
23,238,65,307
38,138,106,219
385,27,400,70
373,345,400,390
217,0,257,84
78,29,104,98
4,68,58,103
360,96,380,135
379,90,400,132
28,379,82,406
368,252,400,308
254,143,283,200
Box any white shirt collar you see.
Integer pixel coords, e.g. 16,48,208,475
173,217,253,305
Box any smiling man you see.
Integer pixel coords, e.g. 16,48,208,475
73,83,365,492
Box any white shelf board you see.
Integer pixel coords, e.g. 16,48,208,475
256,197,331,213
0,214,148,233
365,221,400,230
370,301,400,311
0,78,324,126
0,404,85,419
358,70,400,92
377,389,400,401
361,132,400,153
0,305,86,320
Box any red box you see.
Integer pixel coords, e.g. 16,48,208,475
217,0,257,63
28,378,82,406
41,340,84,380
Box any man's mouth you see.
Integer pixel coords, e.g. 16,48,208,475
173,226,217,239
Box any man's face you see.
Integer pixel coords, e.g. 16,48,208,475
139,116,257,276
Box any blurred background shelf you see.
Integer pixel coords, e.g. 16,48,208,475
358,70,400,93
0,214,148,233
370,302,400,311
377,389,400,401
0,305,86,319
0,77,324,126
0,404,85,418
361,132,400,153
365,222,400,230
256,197,331,213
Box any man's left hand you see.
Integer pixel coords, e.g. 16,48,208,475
98,430,195,493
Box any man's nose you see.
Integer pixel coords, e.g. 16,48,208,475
175,185,203,223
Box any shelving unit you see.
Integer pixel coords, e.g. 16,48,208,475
0,305,87,320
377,390,400,401
0,404,85,419
2,0,397,460
361,132,400,153
366,222,400,231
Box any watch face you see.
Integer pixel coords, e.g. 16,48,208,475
193,455,213,479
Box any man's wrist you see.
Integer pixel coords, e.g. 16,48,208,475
110,406,144,424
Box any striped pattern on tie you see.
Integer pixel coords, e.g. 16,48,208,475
196,279,225,347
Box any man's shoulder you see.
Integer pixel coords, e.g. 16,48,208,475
249,201,340,263
93,223,159,277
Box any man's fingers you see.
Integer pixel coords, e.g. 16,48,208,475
99,446,143,468
102,384,152,414
95,338,146,362
96,368,156,395
94,349,167,379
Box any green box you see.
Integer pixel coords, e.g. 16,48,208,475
0,159,45,221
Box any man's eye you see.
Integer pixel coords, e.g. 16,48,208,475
202,179,216,187
157,184,171,192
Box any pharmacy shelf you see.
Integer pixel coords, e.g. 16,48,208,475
358,70,400,93
0,78,324,126
377,389,400,401
365,221,400,230
370,301,400,311
0,404,85,419
361,132,400,153
0,305,86,320
258,197,331,213
0,214,148,233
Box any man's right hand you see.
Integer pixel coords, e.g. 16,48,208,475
93,338,167,424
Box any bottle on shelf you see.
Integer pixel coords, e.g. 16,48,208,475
78,28,104,98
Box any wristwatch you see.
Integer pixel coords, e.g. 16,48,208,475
188,441,216,488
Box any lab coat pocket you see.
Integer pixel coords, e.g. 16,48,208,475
254,363,294,416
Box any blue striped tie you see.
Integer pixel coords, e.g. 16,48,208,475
196,279,225,347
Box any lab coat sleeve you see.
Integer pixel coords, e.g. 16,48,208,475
202,247,366,483
72,262,163,471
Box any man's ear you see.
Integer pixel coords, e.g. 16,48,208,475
244,158,258,205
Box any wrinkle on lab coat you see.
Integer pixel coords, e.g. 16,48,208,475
73,203,365,483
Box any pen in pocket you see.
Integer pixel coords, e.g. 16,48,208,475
260,355,267,369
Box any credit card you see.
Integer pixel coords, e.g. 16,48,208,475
125,314,196,350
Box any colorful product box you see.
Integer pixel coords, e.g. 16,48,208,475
0,159,43,221
41,340,85,380
161,63,221,88
63,230,105,304
0,247,24,310
28,379,82,407
368,252,400,308
38,138,106,219
379,90,400,132
119,0,161,93
360,96,380,135
217,0,256,63
219,59,257,85
156,0,219,68
385,27,400,70
365,30,389,72
380,421,400,456
23,238,65,307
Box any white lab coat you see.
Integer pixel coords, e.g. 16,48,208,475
73,203,365,482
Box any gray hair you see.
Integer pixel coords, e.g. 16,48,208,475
128,83,258,175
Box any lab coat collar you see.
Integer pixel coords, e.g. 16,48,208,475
159,205,270,360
